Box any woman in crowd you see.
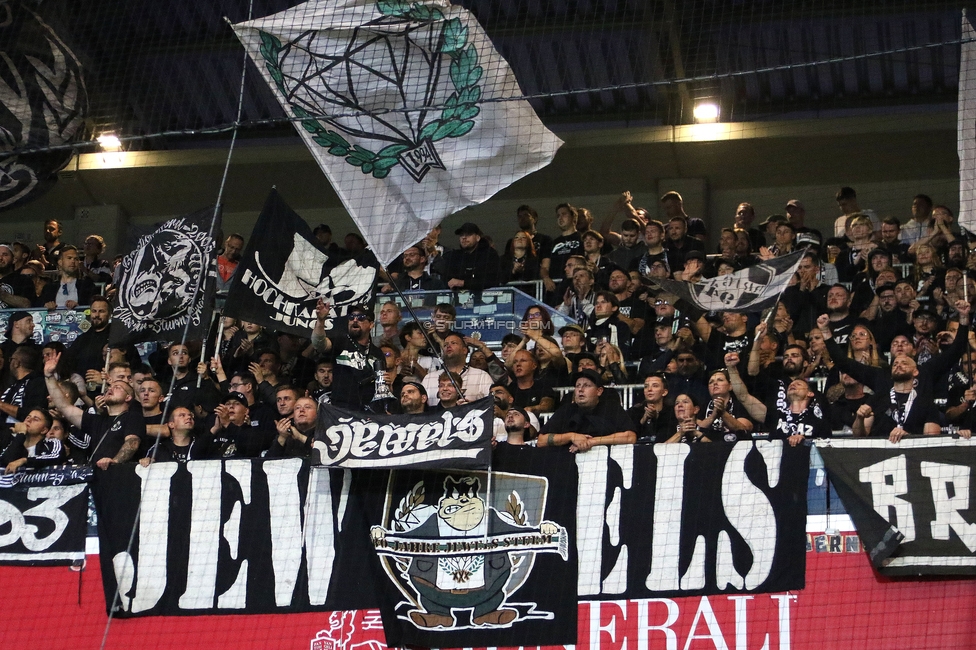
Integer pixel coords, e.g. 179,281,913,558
805,328,836,383
666,393,703,443
847,323,884,369
913,242,945,300
22,260,48,307
500,230,540,285
519,304,554,341
696,369,753,442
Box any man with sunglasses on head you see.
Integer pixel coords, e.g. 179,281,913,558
312,301,383,411
40,245,96,309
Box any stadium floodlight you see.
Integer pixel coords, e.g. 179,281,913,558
693,102,720,123
96,133,122,151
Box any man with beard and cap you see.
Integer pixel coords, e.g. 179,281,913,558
500,406,538,446
819,305,971,442
312,301,383,411
0,312,38,367
443,222,501,292
40,245,96,309
195,391,275,459
725,352,829,443
490,382,542,445
44,350,145,467
0,244,32,309
398,379,428,415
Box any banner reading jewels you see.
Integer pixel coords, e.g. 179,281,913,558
313,397,494,470
818,438,976,575
0,466,91,565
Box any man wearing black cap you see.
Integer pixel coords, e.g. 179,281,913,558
442,222,500,292
312,301,383,411
675,250,705,282
399,379,428,415
195,391,274,459
501,406,537,446
758,214,788,243
1,312,38,369
537,369,635,452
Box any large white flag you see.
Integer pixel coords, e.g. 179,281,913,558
233,0,563,266
959,10,976,235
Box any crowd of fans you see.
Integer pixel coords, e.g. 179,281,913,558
1,187,975,475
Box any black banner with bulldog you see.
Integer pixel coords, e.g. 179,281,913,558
313,397,494,470
0,466,91,565
818,438,976,576
368,444,578,648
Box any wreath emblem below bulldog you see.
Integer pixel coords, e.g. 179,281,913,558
371,473,567,630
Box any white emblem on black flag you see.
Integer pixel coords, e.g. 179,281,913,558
224,190,377,335
110,206,219,345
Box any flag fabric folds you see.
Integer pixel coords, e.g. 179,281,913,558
232,0,563,267
658,250,804,313
110,206,219,345
223,190,377,335
959,10,976,235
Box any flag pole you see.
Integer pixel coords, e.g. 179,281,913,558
197,308,221,388
100,346,111,393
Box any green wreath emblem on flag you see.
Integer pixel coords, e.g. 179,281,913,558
258,0,483,181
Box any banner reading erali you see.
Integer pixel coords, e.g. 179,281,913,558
313,397,494,470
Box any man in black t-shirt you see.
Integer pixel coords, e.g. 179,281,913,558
45,350,145,467
195,392,275,459
509,350,555,414
312,302,383,411
695,311,751,371
143,407,195,464
0,244,32,308
541,203,583,302
538,370,636,452
627,374,677,443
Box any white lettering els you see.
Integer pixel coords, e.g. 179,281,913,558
110,460,350,614
577,441,780,597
